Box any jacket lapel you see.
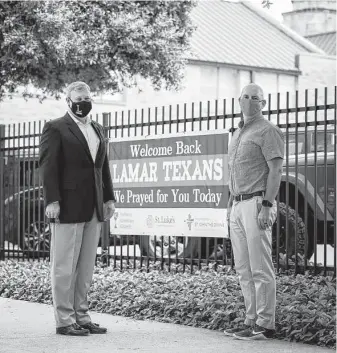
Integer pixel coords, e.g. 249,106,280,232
64,113,93,163
91,121,105,164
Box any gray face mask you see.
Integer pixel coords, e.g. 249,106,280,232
240,99,262,117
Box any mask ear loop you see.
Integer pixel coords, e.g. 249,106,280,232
238,97,244,129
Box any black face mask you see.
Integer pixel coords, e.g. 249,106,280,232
69,100,92,118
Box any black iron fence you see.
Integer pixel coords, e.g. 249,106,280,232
0,87,336,276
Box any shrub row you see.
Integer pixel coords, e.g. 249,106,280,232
0,260,335,349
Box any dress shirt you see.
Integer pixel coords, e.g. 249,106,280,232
68,109,100,162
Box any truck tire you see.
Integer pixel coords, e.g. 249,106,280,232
272,202,306,257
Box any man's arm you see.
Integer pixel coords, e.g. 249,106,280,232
261,126,285,202
228,193,234,208
264,158,283,203
39,122,61,205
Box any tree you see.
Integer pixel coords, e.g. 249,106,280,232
0,1,196,101
262,0,273,9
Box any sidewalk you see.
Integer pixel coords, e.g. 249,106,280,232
0,298,333,353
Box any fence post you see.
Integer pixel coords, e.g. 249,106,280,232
101,113,110,266
0,124,5,260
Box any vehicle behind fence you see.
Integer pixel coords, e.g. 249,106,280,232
0,87,336,276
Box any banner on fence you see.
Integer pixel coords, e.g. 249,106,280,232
108,130,230,238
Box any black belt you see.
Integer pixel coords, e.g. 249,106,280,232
234,191,265,202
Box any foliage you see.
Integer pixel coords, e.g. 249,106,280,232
0,260,335,349
262,0,273,9
0,1,196,101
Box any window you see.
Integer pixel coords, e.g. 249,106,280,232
287,134,306,155
311,131,335,152
306,22,318,35
286,131,335,155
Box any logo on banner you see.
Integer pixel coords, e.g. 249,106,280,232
146,215,154,228
146,215,175,228
184,214,194,231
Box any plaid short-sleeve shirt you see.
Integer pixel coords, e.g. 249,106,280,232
228,117,284,196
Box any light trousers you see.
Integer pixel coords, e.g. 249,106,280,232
230,196,277,330
50,209,102,328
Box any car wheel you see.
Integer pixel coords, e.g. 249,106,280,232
23,220,51,253
139,235,199,259
22,208,51,257
208,239,232,261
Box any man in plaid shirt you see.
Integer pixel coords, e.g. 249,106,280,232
224,83,284,341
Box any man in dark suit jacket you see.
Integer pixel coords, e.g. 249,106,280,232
39,81,116,336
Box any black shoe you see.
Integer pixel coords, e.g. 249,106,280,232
56,324,90,336
79,322,107,334
73,323,90,331
223,324,252,337
233,324,275,340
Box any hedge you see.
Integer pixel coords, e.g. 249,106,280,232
0,260,335,349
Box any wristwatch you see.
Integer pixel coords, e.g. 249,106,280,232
262,200,273,207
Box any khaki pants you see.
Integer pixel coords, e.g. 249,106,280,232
230,196,277,330
50,209,102,328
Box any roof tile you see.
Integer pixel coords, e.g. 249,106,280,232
306,32,336,56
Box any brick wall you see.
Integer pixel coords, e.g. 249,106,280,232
276,53,337,124
297,53,336,88
1,57,334,126
296,53,336,105
283,11,336,37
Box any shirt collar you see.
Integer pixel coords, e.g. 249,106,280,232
67,108,91,126
241,114,264,130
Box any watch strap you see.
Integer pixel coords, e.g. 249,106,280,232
262,199,273,207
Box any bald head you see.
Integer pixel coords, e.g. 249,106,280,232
239,83,266,120
240,83,264,100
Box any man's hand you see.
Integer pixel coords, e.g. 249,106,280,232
45,202,60,221
104,200,115,221
226,195,233,226
257,204,274,230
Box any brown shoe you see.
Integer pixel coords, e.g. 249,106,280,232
56,324,89,336
79,322,107,334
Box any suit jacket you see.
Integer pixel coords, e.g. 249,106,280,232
39,113,116,223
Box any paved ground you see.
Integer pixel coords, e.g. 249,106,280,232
0,298,333,353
